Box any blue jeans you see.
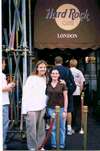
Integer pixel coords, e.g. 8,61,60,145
3,105,9,145
48,108,66,148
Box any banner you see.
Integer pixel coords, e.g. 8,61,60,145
34,0,100,49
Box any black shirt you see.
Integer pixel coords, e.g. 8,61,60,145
46,82,67,109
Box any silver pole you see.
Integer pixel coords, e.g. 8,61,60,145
9,0,11,35
23,50,27,85
29,0,33,74
29,0,32,53
22,0,27,47
22,0,28,85
20,0,28,131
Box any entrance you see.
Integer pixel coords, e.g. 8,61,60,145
35,48,97,106
35,48,93,66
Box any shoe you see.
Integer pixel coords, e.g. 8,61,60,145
60,145,65,149
30,148,35,151
67,129,75,135
79,128,84,134
60,147,64,150
52,147,57,150
51,145,57,149
40,147,45,150
3,144,7,150
46,123,50,130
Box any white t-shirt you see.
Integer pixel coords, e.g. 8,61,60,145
2,73,10,105
70,67,85,96
22,75,48,114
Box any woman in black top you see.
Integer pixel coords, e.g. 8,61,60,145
46,68,68,149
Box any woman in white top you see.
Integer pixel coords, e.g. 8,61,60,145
22,60,48,151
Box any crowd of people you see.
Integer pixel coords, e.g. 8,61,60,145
2,56,85,150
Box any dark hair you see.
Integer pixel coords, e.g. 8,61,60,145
55,56,63,64
48,67,61,84
49,66,59,73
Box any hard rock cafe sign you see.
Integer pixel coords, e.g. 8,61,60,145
46,4,90,31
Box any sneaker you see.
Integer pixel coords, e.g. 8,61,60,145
60,147,65,150
60,145,65,149
79,128,84,134
30,148,35,151
52,147,57,150
67,129,75,135
3,144,7,150
46,123,50,130
40,147,45,150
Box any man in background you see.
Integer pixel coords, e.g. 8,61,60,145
69,59,85,133
54,56,76,135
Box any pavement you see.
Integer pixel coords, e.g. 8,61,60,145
6,107,100,150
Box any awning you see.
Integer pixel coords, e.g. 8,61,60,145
34,0,100,49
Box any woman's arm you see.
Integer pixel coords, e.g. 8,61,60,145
63,90,68,112
62,90,68,119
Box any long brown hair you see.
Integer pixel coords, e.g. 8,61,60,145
32,60,48,76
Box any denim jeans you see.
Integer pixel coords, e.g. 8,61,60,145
48,108,66,148
3,105,9,145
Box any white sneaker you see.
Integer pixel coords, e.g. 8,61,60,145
67,129,75,135
40,147,45,150
3,144,7,150
30,148,35,151
79,128,84,134
46,123,50,130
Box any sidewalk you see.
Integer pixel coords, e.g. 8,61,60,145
6,108,100,150
66,109,100,150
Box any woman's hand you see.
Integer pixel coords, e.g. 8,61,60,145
60,79,66,85
7,82,15,92
62,111,67,119
8,82,15,88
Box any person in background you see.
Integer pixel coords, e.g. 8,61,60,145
22,60,48,151
46,67,68,149
54,56,76,135
2,57,15,149
69,59,85,133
